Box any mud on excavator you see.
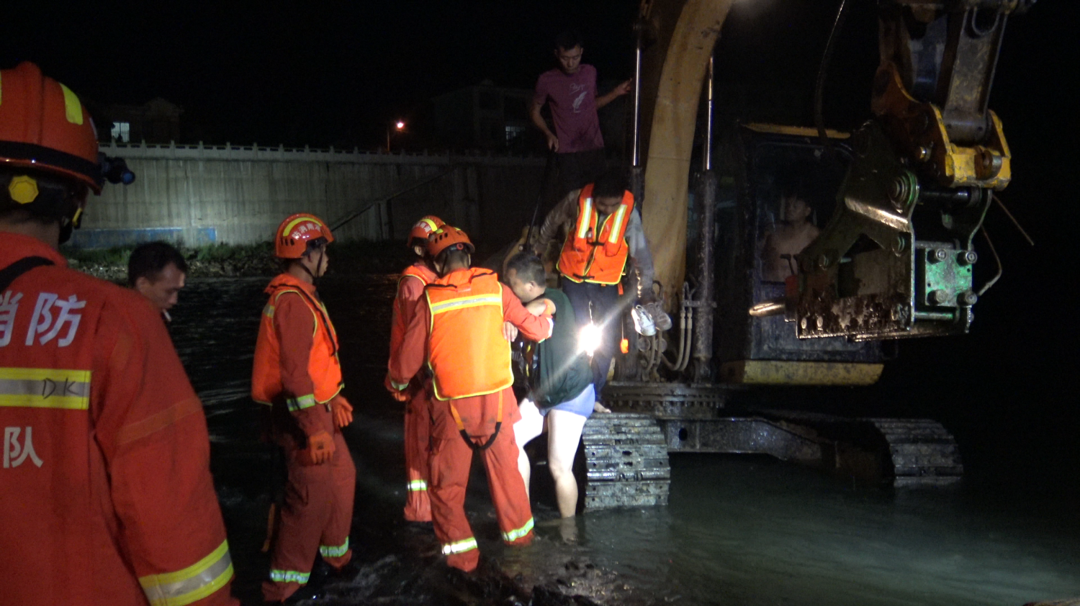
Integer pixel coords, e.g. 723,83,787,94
573,0,1034,510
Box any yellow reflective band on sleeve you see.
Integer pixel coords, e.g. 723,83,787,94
577,198,593,239
441,537,478,555
286,394,318,412
390,379,409,391
0,368,91,410
407,479,428,492
269,569,310,584
263,303,275,318
139,540,234,606
319,538,349,558
429,294,502,315
502,517,534,543
59,84,84,125
608,205,627,245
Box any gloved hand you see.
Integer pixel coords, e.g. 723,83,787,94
301,430,336,465
331,395,353,428
385,373,410,402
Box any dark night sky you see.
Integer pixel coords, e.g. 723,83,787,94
2,1,1072,153
2,1,637,147
5,1,1079,487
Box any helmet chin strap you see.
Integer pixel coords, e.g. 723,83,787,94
300,247,325,286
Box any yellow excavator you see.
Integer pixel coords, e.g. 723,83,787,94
581,0,1035,508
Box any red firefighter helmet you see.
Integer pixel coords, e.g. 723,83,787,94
408,215,445,246
275,213,334,259
0,62,102,193
427,225,474,258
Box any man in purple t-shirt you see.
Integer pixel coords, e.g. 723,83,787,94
530,30,631,196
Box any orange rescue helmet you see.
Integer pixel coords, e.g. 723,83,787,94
275,213,335,259
427,225,474,258
408,215,445,246
0,62,102,193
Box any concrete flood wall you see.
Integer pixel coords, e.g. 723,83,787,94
73,141,549,249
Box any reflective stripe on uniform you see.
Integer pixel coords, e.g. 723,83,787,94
269,569,310,584
577,197,593,239
138,539,234,606
390,379,410,391
263,303,275,319
608,205,628,245
0,368,91,410
502,517,534,543
407,479,428,492
319,538,349,558
286,394,318,411
441,537,478,555
429,294,502,315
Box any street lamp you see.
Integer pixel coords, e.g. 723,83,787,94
387,120,405,152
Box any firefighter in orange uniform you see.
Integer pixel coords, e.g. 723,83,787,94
387,226,555,572
0,62,238,605
251,214,356,602
387,215,445,523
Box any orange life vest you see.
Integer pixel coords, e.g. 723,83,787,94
402,263,437,285
390,262,438,360
424,268,512,400
557,184,635,285
251,273,343,406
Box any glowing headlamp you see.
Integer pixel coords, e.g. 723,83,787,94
579,322,602,357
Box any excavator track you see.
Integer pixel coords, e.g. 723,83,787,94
583,386,962,509
864,418,964,486
581,413,671,510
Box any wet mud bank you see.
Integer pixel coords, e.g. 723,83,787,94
207,404,645,606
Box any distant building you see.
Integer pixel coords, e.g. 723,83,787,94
98,98,184,144
431,81,533,151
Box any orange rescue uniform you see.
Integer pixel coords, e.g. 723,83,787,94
389,262,437,522
251,273,355,602
556,183,635,285
0,234,238,606
389,268,553,572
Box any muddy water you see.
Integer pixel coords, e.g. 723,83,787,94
172,277,1080,605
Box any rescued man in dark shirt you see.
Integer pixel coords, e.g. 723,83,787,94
504,253,595,518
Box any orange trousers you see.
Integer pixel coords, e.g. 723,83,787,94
263,428,356,602
428,396,534,572
403,386,433,522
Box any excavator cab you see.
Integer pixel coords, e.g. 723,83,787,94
713,124,884,386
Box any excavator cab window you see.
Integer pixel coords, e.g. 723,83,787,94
714,125,880,368
750,141,848,284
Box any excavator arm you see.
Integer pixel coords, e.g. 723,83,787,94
635,0,1033,342
792,0,1032,340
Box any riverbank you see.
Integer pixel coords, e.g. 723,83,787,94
62,240,414,282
